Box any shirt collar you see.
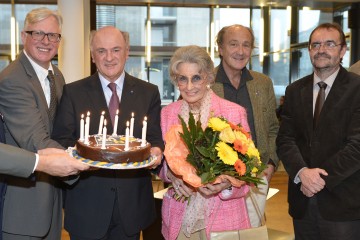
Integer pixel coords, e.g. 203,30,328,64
313,67,339,89
216,61,253,85
98,71,125,91
23,50,54,80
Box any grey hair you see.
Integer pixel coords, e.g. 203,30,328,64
169,45,215,86
89,27,129,52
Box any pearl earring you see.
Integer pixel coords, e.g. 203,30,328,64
206,84,211,90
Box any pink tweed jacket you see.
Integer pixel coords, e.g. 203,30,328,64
159,92,251,240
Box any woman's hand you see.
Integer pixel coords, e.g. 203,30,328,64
198,179,232,197
167,170,193,198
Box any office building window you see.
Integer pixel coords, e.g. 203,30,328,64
298,9,332,43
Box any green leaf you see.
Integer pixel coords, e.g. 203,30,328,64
196,146,210,158
200,172,210,184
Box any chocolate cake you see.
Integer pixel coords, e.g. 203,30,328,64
76,135,151,164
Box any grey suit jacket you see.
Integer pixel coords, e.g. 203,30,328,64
0,144,35,178
349,60,360,75
213,66,279,167
0,51,65,237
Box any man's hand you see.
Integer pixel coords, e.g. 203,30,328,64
299,168,328,195
37,148,89,177
148,147,163,169
300,184,314,197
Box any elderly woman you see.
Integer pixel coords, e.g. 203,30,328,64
159,45,251,240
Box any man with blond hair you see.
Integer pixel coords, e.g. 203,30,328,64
0,7,67,239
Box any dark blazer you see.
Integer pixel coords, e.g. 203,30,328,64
277,66,360,221
52,72,164,238
0,51,65,237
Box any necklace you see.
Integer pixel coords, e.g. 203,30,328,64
190,110,200,115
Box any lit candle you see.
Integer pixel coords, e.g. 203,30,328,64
141,116,147,146
98,111,105,135
101,119,107,149
130,112,135,137
79,114,85,141
84,111,90,145
112,109,119,136
125,121,130,151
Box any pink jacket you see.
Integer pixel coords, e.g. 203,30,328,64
159,92,251,240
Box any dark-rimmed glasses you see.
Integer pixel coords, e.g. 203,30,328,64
25,31,62,43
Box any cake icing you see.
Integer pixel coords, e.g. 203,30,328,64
76,135,151,164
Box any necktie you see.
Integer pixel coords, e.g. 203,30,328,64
0,112,5,143
313,81,327,129
47,70,57,122
108,83,120,125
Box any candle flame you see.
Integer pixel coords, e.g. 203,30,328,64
132,112,134,117
81,114,84,118
126,121,129,127
104,119,107,126
87,111,90,116
101,111,105,115
144,116,147,121
116,109,119,114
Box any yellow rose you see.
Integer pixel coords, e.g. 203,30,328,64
208,117,230,132
234,130,249,141
219,127,235,143
215,141,238,165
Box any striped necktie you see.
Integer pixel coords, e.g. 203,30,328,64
47,70,58,122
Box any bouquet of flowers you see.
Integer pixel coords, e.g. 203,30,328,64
164,113,266,188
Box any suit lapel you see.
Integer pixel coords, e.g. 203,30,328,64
318,67,348,126
300,75,315,135
118,73,137,132
19,52,48,109
85,74,111,130
246,79,260,118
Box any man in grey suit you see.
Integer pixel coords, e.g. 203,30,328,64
349,60,360,75
0,112,88,178
0,144,88,178
0,7,66,240
212,24,279,227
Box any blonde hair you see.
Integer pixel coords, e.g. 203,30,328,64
24,7,63,30
169,45,215,85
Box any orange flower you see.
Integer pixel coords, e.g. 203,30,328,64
233,139,248,155
229,122,241,131
234,159,246,176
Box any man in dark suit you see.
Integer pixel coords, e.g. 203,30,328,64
52,26,164,240
277,22,360,240
0,8,68,240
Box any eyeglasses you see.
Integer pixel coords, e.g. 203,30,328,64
309,41,342,51
25,31,62,43
176,74,206,87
